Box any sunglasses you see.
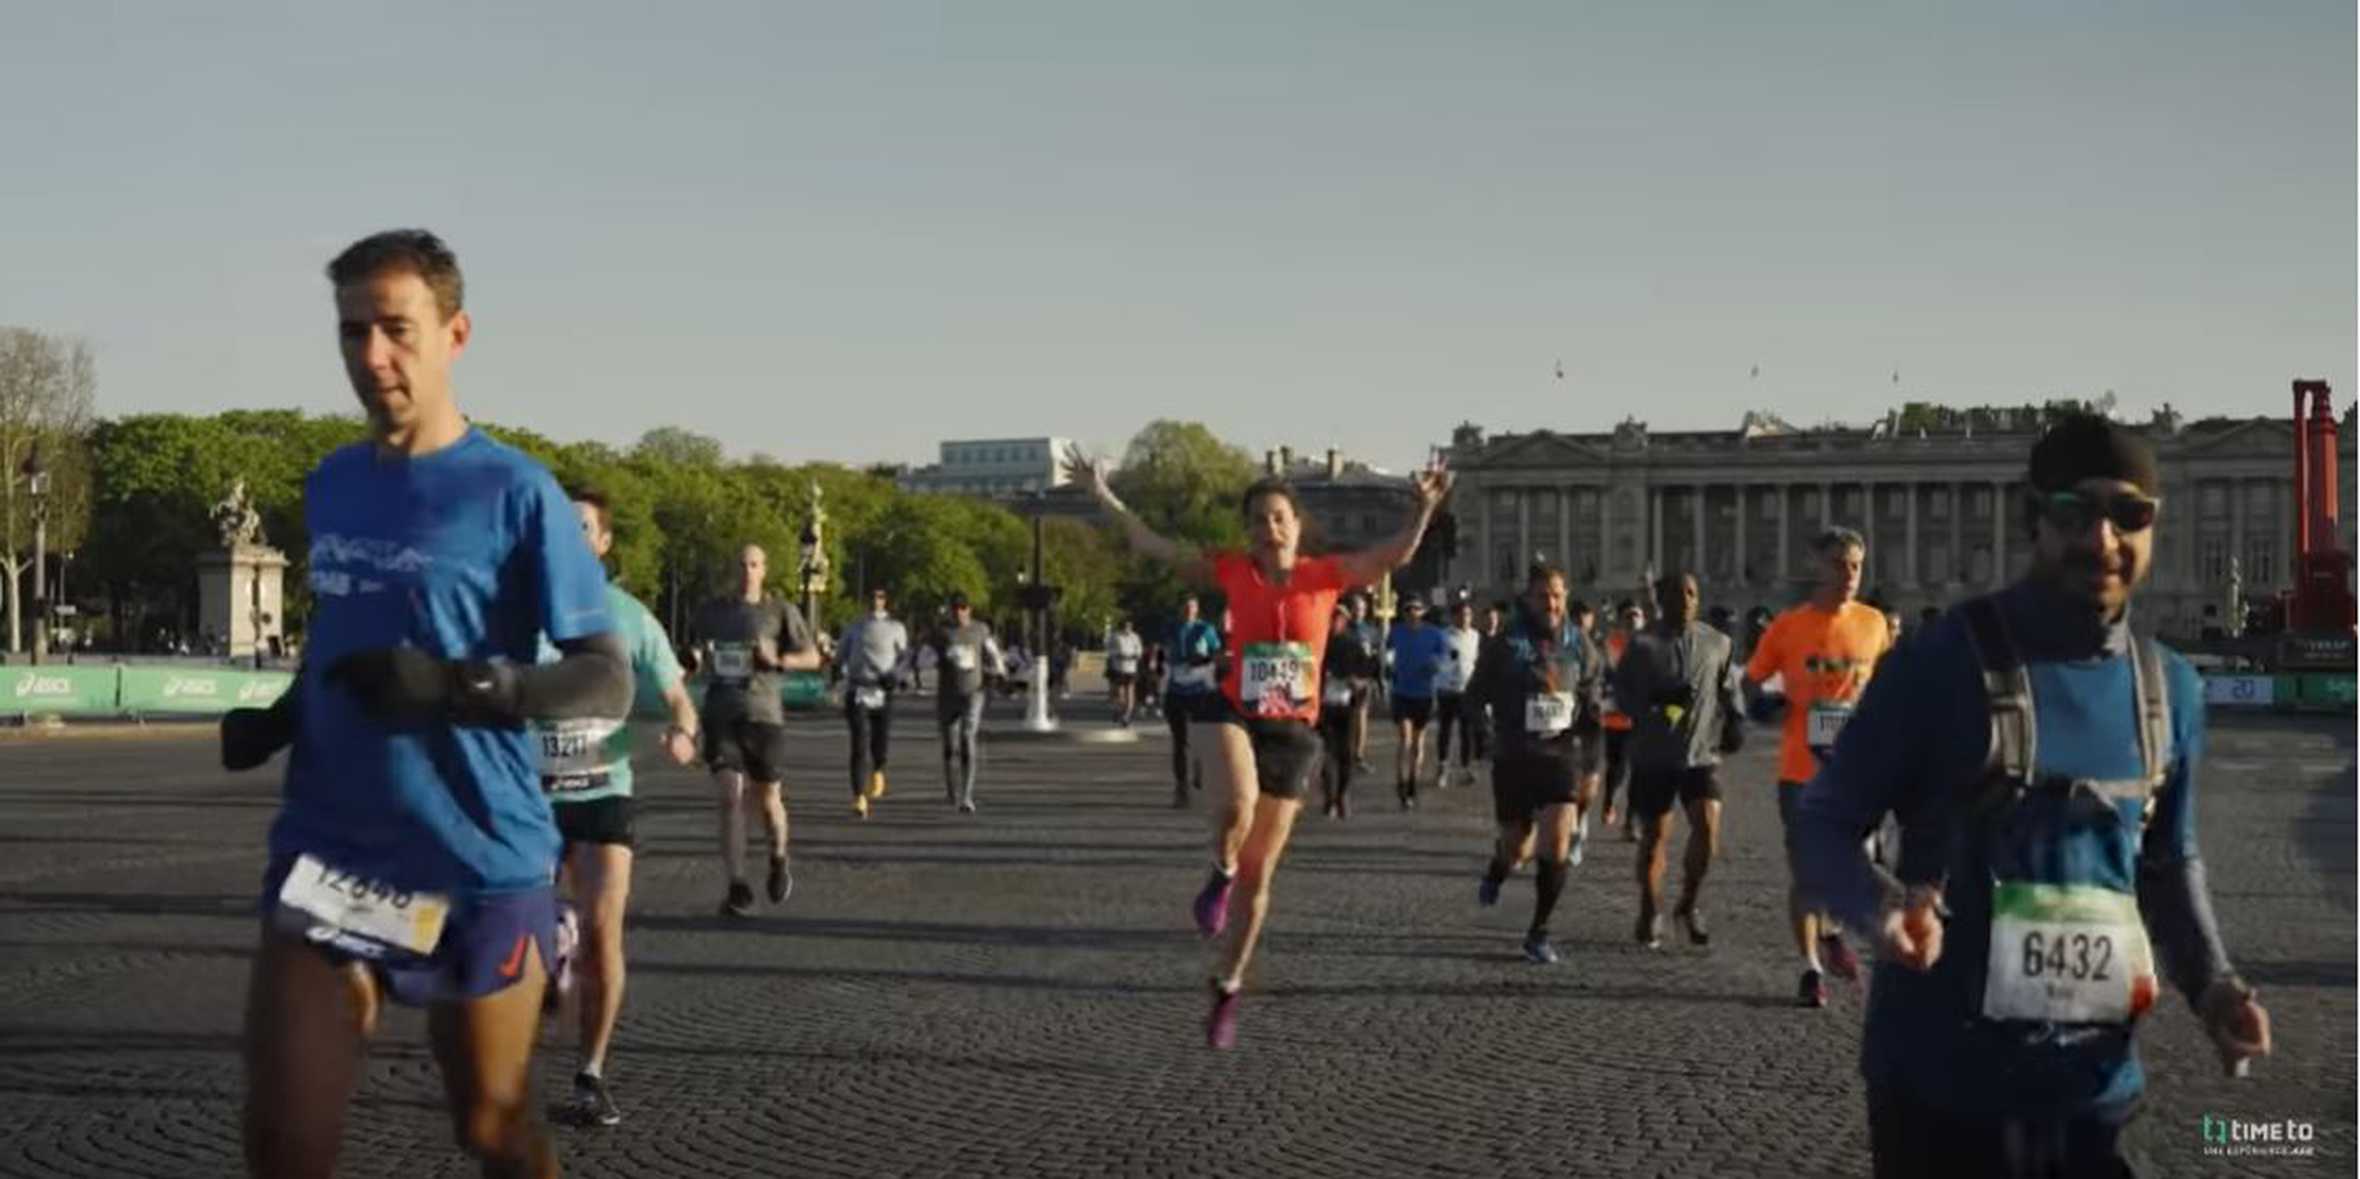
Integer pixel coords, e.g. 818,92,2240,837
2038,490,2158,535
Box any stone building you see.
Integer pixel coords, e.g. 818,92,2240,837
1442,406,2357,638
1259,446,1448,593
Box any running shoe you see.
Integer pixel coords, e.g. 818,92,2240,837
868,771,888,800
853,794,871,819
1634,908,1662,950
1570,811,1591,867
1675,904,1710,947
1820,932,1861,985
958,798,977,814
766,854,792,904
720,881,756,919
1192,869,1235,938
572,1071,622,1127
1478,875,1502,907
1522,933,1560,965
1797,968,1829,1009
1206,981,1242,1050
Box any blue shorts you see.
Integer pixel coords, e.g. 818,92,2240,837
261,857,558,1007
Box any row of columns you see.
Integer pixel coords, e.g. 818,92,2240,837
1488,478,2027,590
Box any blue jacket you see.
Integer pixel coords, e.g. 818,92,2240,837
1792,579,2208,1118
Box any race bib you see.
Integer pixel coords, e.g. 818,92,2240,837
1806,701,1854,750
1524,692,1575,736
1240,642,1314,717
1981,881,2156,1025
854,685,887,710
1173,662,1215,691
710,643,752,682
948,646,978,672
537,718,623,790
276,853,449,956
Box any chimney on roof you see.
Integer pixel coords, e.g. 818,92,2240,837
1279,445,1294,471
1326,448,1342,480
1264,449,1279,475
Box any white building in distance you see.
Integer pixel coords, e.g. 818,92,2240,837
898,437,1074,497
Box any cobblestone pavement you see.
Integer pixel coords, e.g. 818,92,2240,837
0,701,2349,1178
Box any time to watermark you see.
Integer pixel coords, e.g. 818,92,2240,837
2200,1114,2318,1158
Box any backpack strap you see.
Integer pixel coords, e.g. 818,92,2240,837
1960,597,2035,787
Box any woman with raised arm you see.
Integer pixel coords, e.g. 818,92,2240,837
1068,444,1451,1049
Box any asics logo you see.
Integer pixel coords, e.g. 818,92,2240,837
13,672,72,697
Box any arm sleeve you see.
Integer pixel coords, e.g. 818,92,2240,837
1791,635,1942,935
2138,658,2235,1007
462,631,632,724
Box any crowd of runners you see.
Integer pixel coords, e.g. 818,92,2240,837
216,229,2273,1178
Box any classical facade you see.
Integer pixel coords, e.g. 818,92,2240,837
1443,408,2357,639
898,436,1074,496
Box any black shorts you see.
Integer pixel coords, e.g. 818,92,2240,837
1109,671,1137,687
1629,764,1723,819
553,794,636,850
1168,691,1227,724
1392,695,1436,726
1491,750,1582,824
703,717,790,782
1212,703,1322,800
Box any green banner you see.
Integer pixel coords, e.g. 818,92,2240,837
118,667,294,715
4,666,119,715
2297,673,2356,709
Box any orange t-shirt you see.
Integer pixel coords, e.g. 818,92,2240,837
1744,601,1890,784
1213,552,1355,723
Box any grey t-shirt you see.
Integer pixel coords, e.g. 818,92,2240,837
839,615,911,689
1612,621,1743,773
930,620,1003,701
694,594,811,726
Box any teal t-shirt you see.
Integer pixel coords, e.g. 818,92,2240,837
537,583,684,803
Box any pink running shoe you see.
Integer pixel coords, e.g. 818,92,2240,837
1192,869,1235,938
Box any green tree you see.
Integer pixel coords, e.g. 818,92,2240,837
632,426,725,468
1109,420,1256,549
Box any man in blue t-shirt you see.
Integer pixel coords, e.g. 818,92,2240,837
219,230,629,1179
1386,597,1450,807
1162,593,1225,806
1793,415,2271,1176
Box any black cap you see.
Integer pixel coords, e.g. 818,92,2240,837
947,591,969,608
2029,413,2159,495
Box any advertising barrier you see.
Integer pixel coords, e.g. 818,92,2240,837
119,667,294,715
6,666,119,716
2202,675,2276,708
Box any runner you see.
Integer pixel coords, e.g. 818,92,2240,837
1598,599,1644,839
838,587,910,817
224,228,631,1178
1385,597,1448,806
1316,603,1380,818
1793,414,2270,1176
538,487,700,1127
692,546,819,916
1071,444,1450,1048
1565,598,1607,864
1163,594,1225,807
1140,641,1167,720
926,591,1003,813
1347,594,1383,774
1470,562,1604,964
1743,527,1890,1008
1431,598,1484,788
1106,617,1146,726
1613,571,1745,949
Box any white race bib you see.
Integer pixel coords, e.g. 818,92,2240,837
710,643,752,682
1240,642,1314,717
1321,680,1356,707
537,718,623,788
1173,662,1215,690
948,646,978,672
1806,701,1854,749
277,853,449,956
854,685,887,710
1981,882,2156,1025
1524,692,1575,736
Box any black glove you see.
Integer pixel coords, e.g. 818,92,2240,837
1718,716,1746,755
220,703,294,771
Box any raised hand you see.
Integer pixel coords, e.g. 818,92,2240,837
1412,454,1455,510
1060,442,1115,505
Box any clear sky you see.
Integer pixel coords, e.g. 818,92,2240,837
3,1,2351,472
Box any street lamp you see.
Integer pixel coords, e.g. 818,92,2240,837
22,448,48,666
1015,493,1060,732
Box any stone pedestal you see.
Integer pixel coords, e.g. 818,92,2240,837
198,546,289,658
